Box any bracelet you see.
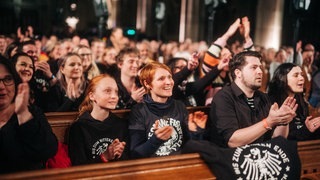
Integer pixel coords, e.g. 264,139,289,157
244,44,254,51
263,118,272,130
48,74,55,81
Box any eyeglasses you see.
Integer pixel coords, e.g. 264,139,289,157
26,50,37,55
174,65,186,70
0,75,14,86
79,53,92,57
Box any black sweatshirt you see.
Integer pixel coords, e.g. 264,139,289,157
0,106,58,174
68,111,129,166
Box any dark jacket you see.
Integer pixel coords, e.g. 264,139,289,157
0,106,58,174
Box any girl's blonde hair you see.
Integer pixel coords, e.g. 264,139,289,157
56,53,87,94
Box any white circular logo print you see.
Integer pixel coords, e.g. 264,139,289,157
148,118,183,156
232,143,291,180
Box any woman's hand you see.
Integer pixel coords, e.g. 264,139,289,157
188,111,207,132
101,138,126,162
305,116,320,133
15,83,33,125
66,81,81,100
154,120,173,141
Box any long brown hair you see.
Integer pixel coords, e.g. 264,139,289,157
56,53,87,94
78,74,115,116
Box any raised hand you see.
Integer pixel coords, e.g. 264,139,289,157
131,86,146,103
15,83,33,125
187,52,200,71
296,40,302,53
217,54,230,70
239,16,250,40
35,61,53,79
224,18,240,38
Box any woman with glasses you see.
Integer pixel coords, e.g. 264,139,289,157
0,55,58,174
73,45,100,80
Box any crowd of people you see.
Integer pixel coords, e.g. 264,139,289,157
0,16,319,175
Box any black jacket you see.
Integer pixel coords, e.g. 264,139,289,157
0,106,58,174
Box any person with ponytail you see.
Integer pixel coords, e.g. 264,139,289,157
68,74,128,166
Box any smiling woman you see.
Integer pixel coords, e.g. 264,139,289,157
43,53,87,112
128,62,207,159
0,55,58,174
11,52,35,83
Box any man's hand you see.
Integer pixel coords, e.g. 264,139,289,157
35,61,53,79
131,86,146,103
267,97,298,127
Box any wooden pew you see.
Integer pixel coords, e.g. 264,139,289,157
0,153,216,180
0,140,320,179
47,106,210,143
1,106,320,179
298,139,320,175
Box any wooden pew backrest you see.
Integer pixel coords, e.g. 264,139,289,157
0,153,215,180
298,139,320,175
47,106,210,143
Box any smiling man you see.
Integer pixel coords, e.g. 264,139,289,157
209,51,298,148
115,47,146,109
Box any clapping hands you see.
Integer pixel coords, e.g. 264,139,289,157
188,111,208,132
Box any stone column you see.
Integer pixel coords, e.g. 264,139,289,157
255,0,285,49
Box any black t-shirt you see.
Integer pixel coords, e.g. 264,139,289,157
0,105,58,174
129,96,190,158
